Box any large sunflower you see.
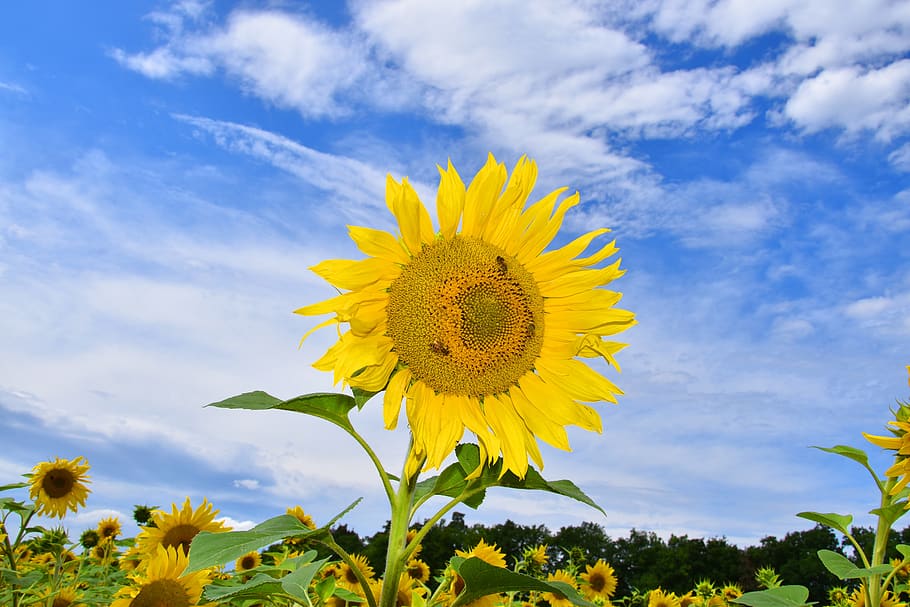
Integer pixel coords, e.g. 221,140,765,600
28,457,91,518
134,497,230,559
111,545,211,607
580,559,618,600
298,154,635,477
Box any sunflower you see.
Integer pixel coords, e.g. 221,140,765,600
455,538,507,568
525,544,549,567
336,553,376,591
111,544,211,607
28,457,91,518
445,539,508,607
286,505,317,530
543,569,579,607
679,591,698,607
43,586,85,607
134,497,230,559
405,558,431,583
97,516,122,541
385,573,428,607
649,588,681,607
581,559,618,600
721,584,742,602
298,154,635,478
235,550,262,572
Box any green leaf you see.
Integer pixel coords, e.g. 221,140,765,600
0,482,28,492
496,469,605,515
870,503,909,527
732,586,812,607
187,515,316,572
203,574,283,601
814,445,870,467
273,393,358,432
206,390,283,410
351,387,379,409
897,544,910,559
451,557,594,607
281,557,330,603
796,512,854,535
817,549,892,579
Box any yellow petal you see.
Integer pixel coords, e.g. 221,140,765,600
519,373,602,432
515,192,579,261
483,393,531,478
542,259,625,298
503,188,565,256
387,175,434,254
383,368,411,430
436,160,465,240
508,382,571,451
536,358,622,404
349,349,398,392
864,432,902,450
525,229,614,283
462,153,507,238
310,257,399,291
348,225,409,265
482,156,537,243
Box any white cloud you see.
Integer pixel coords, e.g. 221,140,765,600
233,479,260,490
784,61,910,140
216,516,257,531
890,143,910,171
0,80,28,96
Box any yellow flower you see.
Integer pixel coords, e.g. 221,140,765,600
405,558,431,583
286,505,317,530
679,591,699,607
28,457,91,518
650,588,682,607
235,550,262,572
336,554,376,591
525,543,549,566
721,584,742,602
456,538,507,568
111,544,211,607
134,497,230,558
298,154,635,478
580,559,618,600
544,569,579,607
42,586,85,607
97,516,122,541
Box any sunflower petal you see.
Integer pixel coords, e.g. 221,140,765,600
383,367,411,430
462,153,507,238
436,159,465,239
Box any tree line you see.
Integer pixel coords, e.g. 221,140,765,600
318,512,910,604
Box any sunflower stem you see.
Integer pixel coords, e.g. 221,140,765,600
379,439,420,607
318,534,379,607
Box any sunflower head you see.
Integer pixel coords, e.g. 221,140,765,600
544,569,578,607
110,544,211,607
97,516,122,541
286,505,317,530
405,558,431,583
524,543,549,567
134,497,230,559
649,588,682,607
455,538,507,568
235,550,262,572
299,154,634,479
28,457,91,518
581,559,618,600
336,554,376,590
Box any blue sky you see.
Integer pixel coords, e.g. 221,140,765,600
1,0,909,550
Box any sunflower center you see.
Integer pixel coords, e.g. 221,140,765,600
130,579,190,607
161,524,201,555
240,555,257,570
52,598,73,607
386,236,544,397
589,572,606,592
42,468,75,499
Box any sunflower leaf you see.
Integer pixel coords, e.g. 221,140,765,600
449,556,594,607
203,573,284,600
817,549,892,579
869,503,909,527
276,393,358,432
351,387,379,409
187,515,317,573
206,390,283,410
281,557,331,602
495,469,605,515
731,586,813,607
795,512,853,535
0,482,29,492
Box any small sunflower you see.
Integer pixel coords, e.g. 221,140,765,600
28,457,91,518
111,544,211,607
721,584,742,602
455,538,507,568
97,516,122,541
649,588,681,607
406,528,423,557
679,591,699,607
336,553,376,590
580,559,618,600
286,505,317,530
135,497,230,559
43,586,85,607
235,550,262,572
525,544,549,567
405,558,431,583
385,574,428,607
298,154,635,478
544,569,579,607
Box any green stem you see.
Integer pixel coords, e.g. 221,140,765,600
404,485,484,563
869,478,898,607
379,441,421,607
